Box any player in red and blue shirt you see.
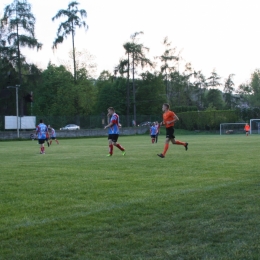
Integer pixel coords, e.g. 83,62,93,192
104,107,126,156
150,123,158,144
48,126,59,145
35,119,48,154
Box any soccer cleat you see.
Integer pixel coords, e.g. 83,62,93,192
185,143,188,151
122,151,126,156
106,154,112,157
157,153,165,158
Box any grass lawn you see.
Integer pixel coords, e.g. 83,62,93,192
0,134,259,259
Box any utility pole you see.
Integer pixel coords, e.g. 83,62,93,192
7,85,20,138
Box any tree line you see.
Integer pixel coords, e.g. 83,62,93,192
1,0,260,127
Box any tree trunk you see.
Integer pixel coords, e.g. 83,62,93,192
127,52,130,127
132,53,136,125
72,23,76,83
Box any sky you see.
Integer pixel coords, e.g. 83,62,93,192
1,0,260,88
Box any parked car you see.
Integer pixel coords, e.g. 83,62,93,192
60,124,80,130
137,121,152,127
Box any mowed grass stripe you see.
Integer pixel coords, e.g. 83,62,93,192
0,135,259,259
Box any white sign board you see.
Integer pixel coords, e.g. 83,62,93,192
5,116,36,130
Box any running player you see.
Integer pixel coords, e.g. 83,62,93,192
35,119,48,154
155,121,160,143
104,107,126,156
244,123,250,136
45,128,50,147
48,126,59,145
157,103,188,158
150,122,157,144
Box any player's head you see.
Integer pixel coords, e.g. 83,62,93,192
162,103,170,112
107,107,115,115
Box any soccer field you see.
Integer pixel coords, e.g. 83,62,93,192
0,135,259,259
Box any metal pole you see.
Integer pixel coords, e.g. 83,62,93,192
16,86,19,138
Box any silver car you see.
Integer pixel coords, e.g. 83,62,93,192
60,124,80,130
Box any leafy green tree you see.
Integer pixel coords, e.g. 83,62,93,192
95,75,127,116
52,1,88,83
118,33,153,124
118,42,131,126
1,0,42,115
157,37,178,102
193,70,206,109
236,83,252,106
129,32,153,122
205,89,224,110
249,69,260,107
223,74,235,109
207,69,221,89
136,72,166,115
32,63,74,116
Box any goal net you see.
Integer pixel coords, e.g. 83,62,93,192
250,119,260,134
219,123,246,135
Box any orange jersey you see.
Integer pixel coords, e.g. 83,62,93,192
163,110,176,128
244,125,250,131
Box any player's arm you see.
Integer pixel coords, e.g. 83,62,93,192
104,117,117,129
104,122,113,129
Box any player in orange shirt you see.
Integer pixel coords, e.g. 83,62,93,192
244,123,250,136
157,103,188,158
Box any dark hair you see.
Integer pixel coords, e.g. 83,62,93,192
40,119,43,123
107,107,115,111
163,103,170,109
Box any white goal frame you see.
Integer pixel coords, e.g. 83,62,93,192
219,123,246,135
250,119,260,134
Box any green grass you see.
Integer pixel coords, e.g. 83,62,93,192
0,135,259,259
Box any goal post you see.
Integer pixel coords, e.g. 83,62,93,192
249,119,260,134
219,123,246,135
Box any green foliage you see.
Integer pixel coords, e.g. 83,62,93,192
95,76,127,115
32,63,96,116
205,89,224,110
136,72,166,115
177,110,239,131
171,106,198,113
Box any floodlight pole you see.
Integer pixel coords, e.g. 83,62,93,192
7,85,20,138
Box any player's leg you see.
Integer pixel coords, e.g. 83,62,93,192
171,138,188,150
46,137,50,147
113,135,125,155
39,139,45,154
155,133,158,143
107,136,113,156
151,135,155,143
55,138,59,144
157,137,170,158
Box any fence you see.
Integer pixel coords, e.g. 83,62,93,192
0,109,259,132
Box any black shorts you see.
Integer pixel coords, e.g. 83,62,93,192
51,137,56,140
38,139,45,144
151,135,156,138
166,127,175,139
108,134,119,142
